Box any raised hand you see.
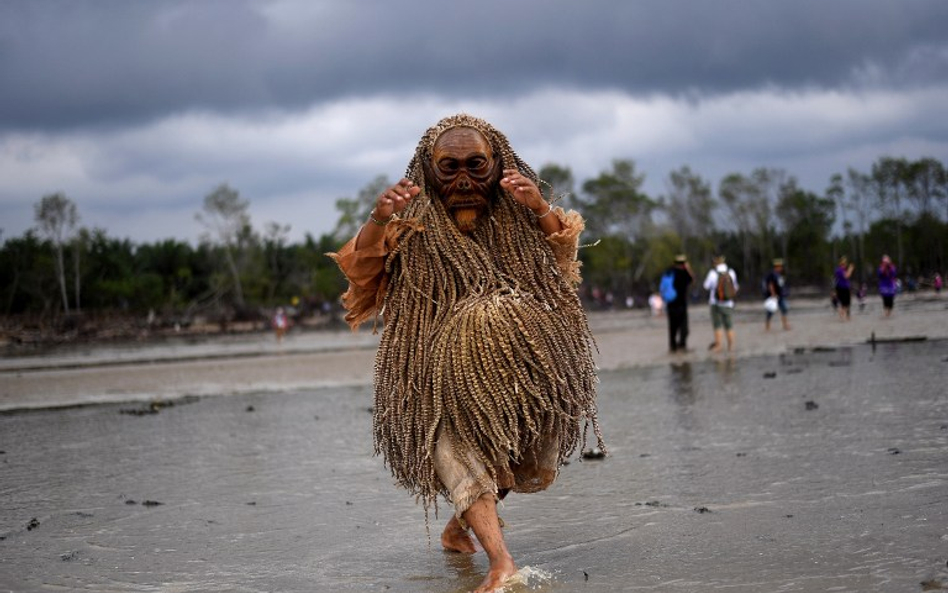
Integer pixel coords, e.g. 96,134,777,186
374,178,421,221
500,169,547,215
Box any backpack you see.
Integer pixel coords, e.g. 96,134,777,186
716,268,736,301
659,271,677,303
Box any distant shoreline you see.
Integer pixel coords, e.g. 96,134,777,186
1,293,945,413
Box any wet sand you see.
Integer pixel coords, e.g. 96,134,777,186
1,294,947,592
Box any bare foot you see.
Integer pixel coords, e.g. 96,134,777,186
441,516,476,554
473,553,517,592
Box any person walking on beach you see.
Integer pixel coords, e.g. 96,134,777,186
764,258,790,331
878,255,898,317
664,254,694,352
329,114,603,593
272,307,289,342
834,256,855,320
702,255,739,352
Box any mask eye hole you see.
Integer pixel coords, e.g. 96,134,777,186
467,157,488,174
437,158,460,175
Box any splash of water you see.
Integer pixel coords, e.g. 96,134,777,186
499,565,554,591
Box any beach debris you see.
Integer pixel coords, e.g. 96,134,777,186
888,447,901,455
805,401,819,410
763,371,777,379
694,506,711,514
921,579,947,591
869,334,927,344
582,448,606,460
26,518,40,531
119,397,195,416
245,405,255,412
124,499,163,507
60,551,79,562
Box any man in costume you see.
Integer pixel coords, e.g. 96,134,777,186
330,114,603,593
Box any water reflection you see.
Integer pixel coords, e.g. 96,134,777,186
668,361,696,406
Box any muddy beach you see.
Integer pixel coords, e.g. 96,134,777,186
1,294,947,592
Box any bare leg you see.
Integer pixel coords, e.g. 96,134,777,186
709,329,723,352
781,315,791,330
726,329,735,351
441,515,476,554
464,493,516,593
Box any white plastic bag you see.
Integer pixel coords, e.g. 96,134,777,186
764,296,779,313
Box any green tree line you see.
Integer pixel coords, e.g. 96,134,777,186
2,155,945,325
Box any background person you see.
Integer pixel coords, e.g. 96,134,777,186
702,255,739,352
878,255,898,317
665,254,694,352
764,258,790,331
834,256,855,320
272,307,289,342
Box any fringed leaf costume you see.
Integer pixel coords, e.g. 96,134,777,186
330,114,603,515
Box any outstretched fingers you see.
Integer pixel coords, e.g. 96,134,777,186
500,169,544,212
375,178,421,219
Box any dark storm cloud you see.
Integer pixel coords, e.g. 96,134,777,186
2,0,947,131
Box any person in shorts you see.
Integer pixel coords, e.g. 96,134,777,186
702,255,739,352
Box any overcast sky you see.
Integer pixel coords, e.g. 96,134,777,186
2,0,947,245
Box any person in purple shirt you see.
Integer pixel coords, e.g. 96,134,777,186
834,256,855,320
878,255,898,317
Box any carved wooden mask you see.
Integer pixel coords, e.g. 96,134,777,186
423,126,502,233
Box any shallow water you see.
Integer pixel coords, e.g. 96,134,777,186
1,340,947,592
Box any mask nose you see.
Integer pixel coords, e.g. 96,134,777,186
456,177,472,191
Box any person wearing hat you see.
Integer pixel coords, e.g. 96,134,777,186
702,255,739,352
664,254,694,352
764,258,790,331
